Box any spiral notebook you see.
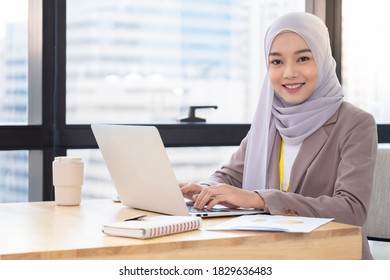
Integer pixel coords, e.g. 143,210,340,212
103,216,202,239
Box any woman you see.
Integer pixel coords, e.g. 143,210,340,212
180,12,377,259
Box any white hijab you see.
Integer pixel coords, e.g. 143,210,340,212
242,12,343,190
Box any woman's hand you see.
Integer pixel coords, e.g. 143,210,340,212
187,183,265,210
179,182,204,200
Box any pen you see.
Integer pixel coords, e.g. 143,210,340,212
124,215,147,221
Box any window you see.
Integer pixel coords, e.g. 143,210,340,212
66,0,305,199
0,1,29,202
0,151,29,202
342,0,390,124
0,0,28,124
66,0,305,124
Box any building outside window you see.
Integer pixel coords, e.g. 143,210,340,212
0,0,28,202
342,0,390,123
65,0,305,199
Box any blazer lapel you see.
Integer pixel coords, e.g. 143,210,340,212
288,111,339,193
268,128,330,191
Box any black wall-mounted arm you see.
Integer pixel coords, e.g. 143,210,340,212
178,106,218,122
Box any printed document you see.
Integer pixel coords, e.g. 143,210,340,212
206,214,334,233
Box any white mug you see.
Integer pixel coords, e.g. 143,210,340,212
52,157,84,206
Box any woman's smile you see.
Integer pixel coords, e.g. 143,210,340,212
283,82,305,93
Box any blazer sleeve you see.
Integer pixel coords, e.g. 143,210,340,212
258,110,378,226
199,136,247,187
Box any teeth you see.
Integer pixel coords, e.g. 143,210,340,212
285,84,302,89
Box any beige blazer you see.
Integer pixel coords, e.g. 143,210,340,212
206,102,378,259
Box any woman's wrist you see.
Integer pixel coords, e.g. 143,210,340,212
251,191,266,209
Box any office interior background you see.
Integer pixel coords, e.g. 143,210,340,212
1,0,389,258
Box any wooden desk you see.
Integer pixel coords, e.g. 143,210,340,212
0,199,362,260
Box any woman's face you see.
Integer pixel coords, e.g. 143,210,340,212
268,31,318,105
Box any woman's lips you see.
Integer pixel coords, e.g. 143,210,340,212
283,83,304,93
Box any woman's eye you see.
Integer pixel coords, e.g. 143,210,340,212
298,56,310,62
270,59,282,65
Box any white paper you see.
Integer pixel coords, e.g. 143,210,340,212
206,214,334,233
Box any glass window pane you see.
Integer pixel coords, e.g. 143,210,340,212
66,0,305,124
0,151,29,202
68,146,238,199
342,0,390,123
0,1,28,124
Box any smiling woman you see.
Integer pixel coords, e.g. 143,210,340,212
180,12,377,260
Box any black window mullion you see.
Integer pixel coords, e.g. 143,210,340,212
41,0,67,201
57,124,250,149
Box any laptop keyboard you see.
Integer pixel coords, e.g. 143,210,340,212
188,206,230,213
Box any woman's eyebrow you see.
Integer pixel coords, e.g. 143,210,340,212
269,52,281,57
269,48,312,56
295,48,312,54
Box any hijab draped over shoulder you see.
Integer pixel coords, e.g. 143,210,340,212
243,12,343,190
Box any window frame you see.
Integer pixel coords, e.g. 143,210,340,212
0,0,388,202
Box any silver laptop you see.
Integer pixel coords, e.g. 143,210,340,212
91,124,263,217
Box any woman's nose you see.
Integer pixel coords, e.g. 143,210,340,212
283,63,298,79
